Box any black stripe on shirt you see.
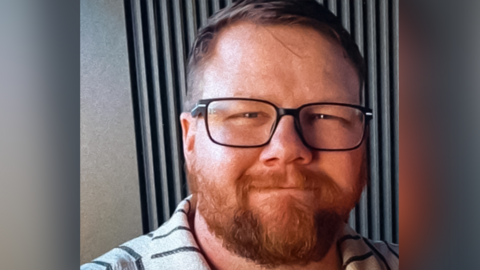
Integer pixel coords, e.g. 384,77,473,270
342,251,374,269
152,226,191,240
383,241,399,259
118,246,145,270
362,238,392,270
92,260,112,270
151,246,202,259
173,199,191,215
337,234,362,246
118,245,142,260
186,199,191,215
174,209,187,215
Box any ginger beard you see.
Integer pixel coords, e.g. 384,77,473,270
189,161,367,267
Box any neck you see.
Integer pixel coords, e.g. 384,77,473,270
192,203,343,270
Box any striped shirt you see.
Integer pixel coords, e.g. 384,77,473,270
81,196,399,270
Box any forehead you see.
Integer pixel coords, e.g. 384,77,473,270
201,22,360,107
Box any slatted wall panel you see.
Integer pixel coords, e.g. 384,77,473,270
124,0,399,244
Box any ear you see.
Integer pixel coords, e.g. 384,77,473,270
180,112,196,168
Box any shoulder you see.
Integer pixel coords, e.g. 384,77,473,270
338,225,399,270
362,238,399,270
81,197,210,270
80,233,154,270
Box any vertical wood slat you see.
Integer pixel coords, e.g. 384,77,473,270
327,0,337,15
379,0,393,243
212,0,221,13
185,0,198,54
172,1,188,115
341,0,350,33
391,0,399,244
199,0,209,27
365,0,381,241
159,0,184,208
128,0,158,232
144,0,170,224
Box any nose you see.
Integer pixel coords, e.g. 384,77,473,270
259,116,313,166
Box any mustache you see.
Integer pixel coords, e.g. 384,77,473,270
235,168,342,208
244,169,334,189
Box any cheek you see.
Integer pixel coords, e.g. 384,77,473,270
319,146,366,191
193,128,260,188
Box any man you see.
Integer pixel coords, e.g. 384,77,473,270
82,0,398,269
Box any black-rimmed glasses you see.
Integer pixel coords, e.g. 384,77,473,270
191,98,373,151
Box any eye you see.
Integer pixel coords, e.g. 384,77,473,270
313,114,336,120
228,112,262,119
308,113,350,125
241,112,258,118
225,111,272,126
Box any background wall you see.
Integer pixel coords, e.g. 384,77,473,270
80,0,398,264
80,0,143,264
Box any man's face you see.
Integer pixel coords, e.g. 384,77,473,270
181,22,367,266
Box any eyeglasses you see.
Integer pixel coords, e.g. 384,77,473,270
191,98,373,151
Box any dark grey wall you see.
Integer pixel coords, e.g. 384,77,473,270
80,0,143,264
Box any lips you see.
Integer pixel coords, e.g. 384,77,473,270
249,186,319,191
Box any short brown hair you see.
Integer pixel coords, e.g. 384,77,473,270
184,0,365,111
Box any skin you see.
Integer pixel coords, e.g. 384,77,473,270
180,22,366,270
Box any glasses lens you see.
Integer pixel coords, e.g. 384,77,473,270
299,104,365,149
207,100,276,146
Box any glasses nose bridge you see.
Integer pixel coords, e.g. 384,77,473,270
277,108,299,119
276,108,301,128
273,107,302,136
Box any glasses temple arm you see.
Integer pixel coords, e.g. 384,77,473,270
191,103,206,117
365,111,373,121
